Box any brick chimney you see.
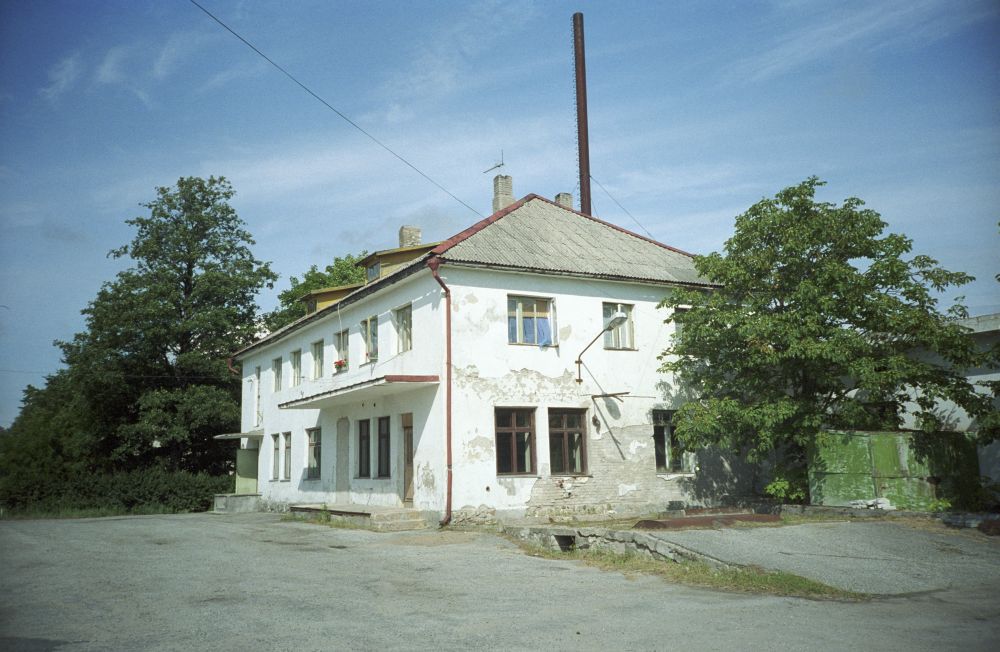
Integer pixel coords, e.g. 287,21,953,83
398,225,421,248
493,174,514,213
555,192,573,209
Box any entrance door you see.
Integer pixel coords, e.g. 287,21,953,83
336,417,350,500
235,448,259,494
402,413,414,505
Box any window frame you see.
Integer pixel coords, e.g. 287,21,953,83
272,357,282,392
271,433,280,480
290,350,302,387
395,304,412,353
362,316,378,362
306,427,321,480
311,340,324,380
282,431,292,480
507,295,555,347
602,302,636,350
548,409,588,475
366,261,380,282
253,366,261,427
494,408,536,476
376,416,391,478
653,410,694,474
357,419,371,478
334,329,349,372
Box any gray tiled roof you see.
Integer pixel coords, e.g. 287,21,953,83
438,196,712,286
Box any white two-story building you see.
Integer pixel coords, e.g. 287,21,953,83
229,177,750,523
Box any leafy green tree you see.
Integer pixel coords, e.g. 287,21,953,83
264,253,366,331
660,177,999,473
58,176,276,472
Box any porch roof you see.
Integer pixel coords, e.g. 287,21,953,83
213,429,264,440
278,374,439,410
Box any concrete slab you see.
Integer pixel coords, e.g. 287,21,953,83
648,520,1000,594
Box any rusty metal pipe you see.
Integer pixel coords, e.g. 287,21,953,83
427,257,453,527
573,12,592,216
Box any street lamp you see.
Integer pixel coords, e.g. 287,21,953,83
575,311,628,384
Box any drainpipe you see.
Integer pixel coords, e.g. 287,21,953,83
227,357,239,376
427,256,453,526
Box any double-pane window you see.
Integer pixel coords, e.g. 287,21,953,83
358,420,371,478
290,350,302,387
507,296,553,346
334,329,349,371
283,432,292,479
306,428,321,479
362,316,378,361
311,340,324,379
271,434,280,480
549,409,587,474
603,302,635,350
377,416,391,478
395,305,412,353
272,357,282,391
495,408,535,475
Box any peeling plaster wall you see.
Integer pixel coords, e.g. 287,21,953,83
443,266,753,520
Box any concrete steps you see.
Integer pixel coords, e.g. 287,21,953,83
290,503,428,531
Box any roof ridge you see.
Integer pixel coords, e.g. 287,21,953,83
432,193,696,259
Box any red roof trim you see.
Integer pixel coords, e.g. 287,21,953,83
383,375,440,383
432,193,697,259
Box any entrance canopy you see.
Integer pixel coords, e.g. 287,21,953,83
213,428,264,441
278,375,439,410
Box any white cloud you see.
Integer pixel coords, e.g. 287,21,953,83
153,31,215,79
39,54,81,101
96,46,130,84
726,0,996,84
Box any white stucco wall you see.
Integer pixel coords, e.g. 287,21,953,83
237,271,447,511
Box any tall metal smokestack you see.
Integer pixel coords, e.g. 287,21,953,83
573,12,592,216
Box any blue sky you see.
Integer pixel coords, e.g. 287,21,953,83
1,0,998,427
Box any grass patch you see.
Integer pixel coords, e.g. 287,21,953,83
513,539,868,601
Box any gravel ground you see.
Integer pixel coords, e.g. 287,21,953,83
648,519,1000,595
1,513,999,651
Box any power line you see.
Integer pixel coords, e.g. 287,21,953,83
188,0,483,218
590,174,654,239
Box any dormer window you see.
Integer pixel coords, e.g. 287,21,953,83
366,261,380,282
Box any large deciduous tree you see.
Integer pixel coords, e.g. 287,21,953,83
660,177,999,470
60,176,276,472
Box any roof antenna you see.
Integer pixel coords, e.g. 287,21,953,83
483,150,505,174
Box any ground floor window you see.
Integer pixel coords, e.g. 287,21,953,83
271,434,280,480
358,419,371,478
653,410,693,473
283,432,292,479
306,428,321,479
495,408,535,475
548,409,587,474
377,416,391,478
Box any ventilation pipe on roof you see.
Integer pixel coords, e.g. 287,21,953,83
492,174,514,213
555,192,573,209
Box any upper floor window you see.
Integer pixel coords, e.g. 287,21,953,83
253,366,261,427
395,304,412,353
290,350,302,387
362,316,378,361
366,261,380,282
507,296,553,346
495,408,535,475
272,357,282,392
603,302,635,350
311,340,324,379
334,329,349,372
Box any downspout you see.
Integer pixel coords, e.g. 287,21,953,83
427,256,453,526
227,357,239,376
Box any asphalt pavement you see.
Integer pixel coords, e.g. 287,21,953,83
646,519,1000,595
1,513,999,651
